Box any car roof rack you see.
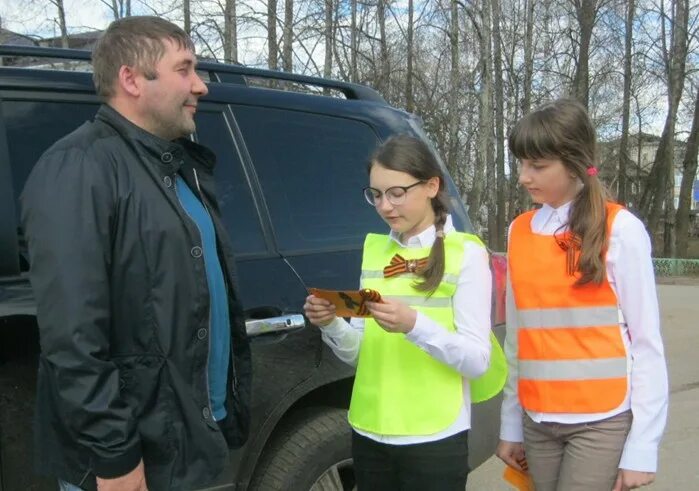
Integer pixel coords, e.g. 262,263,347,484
0,45,385,103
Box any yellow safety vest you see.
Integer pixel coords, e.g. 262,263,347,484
348,231,507,435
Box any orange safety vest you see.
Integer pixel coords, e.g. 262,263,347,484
508,202,628,413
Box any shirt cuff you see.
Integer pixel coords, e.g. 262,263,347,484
499,417,524,443
319,317,345,338
404,311,438,347
619,443,659,473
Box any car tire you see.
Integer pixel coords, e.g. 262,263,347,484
249,406,356,491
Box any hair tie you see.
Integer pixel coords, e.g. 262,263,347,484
435,230,445,238
586,166,598,177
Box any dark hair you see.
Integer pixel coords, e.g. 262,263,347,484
92,16,195,98
369,135,449,294
508,98,611,285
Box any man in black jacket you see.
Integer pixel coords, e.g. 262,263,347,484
21,16,251,491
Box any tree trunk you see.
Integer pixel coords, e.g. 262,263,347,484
447,0,460,178
675,86,699,257
492,0,505,251
224,0,238,63
268,0,278,70
378,0,389,96
572,0,596,108
406,0,414,112
50,0,69,48
639,0,688,252
512,0,535,221
110,0,119,19
283,0,293,71
184,0,191,35
350,0,358,83
323,0,333,80
618,0,634,205
469,0,493,235
126,0,130,16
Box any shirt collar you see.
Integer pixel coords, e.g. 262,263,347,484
534,201,573,229
389,214,455,248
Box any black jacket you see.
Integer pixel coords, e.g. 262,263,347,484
20,105,251,490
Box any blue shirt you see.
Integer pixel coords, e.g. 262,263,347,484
176,175,231,421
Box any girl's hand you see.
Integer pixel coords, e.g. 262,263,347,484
365,299,417,334
613,469,655,491
303,295,337,327
495,440,528,472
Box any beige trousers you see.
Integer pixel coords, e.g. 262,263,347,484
522,410,632,491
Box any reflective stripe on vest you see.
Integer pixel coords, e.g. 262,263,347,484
517,306,619,329
348,231,507,436
508,202,629,414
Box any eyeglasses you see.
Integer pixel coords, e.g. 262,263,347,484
363,181,426,206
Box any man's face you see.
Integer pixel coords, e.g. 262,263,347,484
139,39,208,140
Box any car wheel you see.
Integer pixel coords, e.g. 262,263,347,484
249,407,356,491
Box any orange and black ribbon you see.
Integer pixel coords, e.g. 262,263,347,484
383,254,429,278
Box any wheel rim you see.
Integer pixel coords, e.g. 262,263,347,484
310,457,356,491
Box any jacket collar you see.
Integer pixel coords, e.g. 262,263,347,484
95,104,216,176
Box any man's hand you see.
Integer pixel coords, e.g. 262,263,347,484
366,299,417,334
96,459,147,491
613,469,655,491
496,440,528,472
304,295,337,327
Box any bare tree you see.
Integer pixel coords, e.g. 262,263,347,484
268,0,279,70
184,0,191,34
223,0,238,63
282,0,294,71
571,0,599,107
468,0,493,237
675,83,699,257
406,0,415,112
100,0,131,19
493,0,506,250
47,0,69,48
350,0,359,82
377,0,390,94
324,0,333,79
617,0,635,205
447,0,460,177
639,0,689,254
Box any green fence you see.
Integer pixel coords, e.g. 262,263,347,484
653,258,699,277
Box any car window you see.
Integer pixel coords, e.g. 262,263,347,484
232,106,385,252
3,100,99,222
194,110,266,254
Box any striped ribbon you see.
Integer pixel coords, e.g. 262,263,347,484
383,253,429,278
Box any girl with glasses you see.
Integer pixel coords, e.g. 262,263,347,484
304,134,506,490
496,99,668,491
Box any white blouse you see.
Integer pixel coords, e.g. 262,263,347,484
321,215,493,444
500,202,669,472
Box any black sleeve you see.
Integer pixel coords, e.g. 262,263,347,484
20,146,142,478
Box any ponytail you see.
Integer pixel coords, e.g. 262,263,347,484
414,192,449,295
567,171,611,286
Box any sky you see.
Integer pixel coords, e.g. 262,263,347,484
0,0,689,139
0,0,111,38
0,0,292,68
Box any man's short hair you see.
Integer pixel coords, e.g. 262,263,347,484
92,16,195,98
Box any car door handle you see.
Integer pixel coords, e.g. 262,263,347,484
245,314,306,337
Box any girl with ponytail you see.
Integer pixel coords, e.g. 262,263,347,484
304,135,506,490
497,98,668,491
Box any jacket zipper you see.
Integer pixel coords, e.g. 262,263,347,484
193,169,238,393
173,173,215,421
